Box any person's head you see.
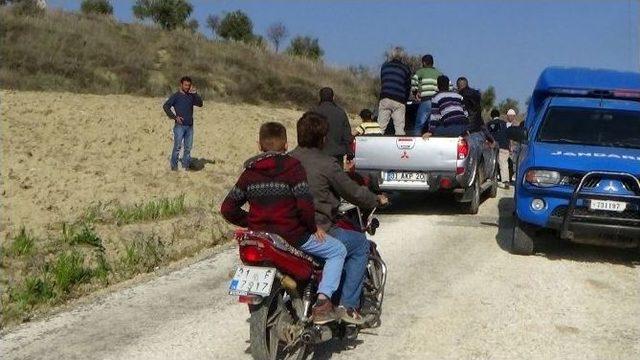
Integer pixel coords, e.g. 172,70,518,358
507,108,517,122
437,75,450,92
359,108,373,122
422,54,434,67
179,76,192,92
258,122,288,152
456,77,468,91
319,87,334,103
490,109,500,119
297,111,329,149
389,46,405,61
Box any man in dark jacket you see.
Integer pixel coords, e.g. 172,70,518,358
377,47,412,135
290,112,388,324
456,77,484,133
163,76,203,171
313,87,352,164
221,122,347,324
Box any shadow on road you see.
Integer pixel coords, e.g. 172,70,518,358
379,191,493,216
496,197,639,267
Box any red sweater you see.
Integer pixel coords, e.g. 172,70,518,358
220,152,317,247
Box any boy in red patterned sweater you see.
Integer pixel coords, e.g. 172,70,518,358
221,122,347,324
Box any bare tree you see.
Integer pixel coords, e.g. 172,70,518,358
266,22,288,53
206,14,220,37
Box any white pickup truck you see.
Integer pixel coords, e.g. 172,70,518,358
354,132,499,214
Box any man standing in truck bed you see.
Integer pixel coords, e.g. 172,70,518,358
411,54,442,135
377,47,412,136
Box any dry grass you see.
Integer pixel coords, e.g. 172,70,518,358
0,9,377,112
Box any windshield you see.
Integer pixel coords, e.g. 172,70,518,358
536,107,640,149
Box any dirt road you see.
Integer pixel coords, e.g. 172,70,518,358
3,191,639,360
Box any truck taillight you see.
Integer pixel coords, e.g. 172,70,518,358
457,138,469,159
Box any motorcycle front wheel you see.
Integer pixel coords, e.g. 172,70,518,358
248,283,308,360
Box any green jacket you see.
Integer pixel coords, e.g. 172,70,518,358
411,67,442,99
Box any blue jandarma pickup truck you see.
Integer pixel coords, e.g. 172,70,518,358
507,67,640,255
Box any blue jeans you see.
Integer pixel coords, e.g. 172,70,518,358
329,227,370,309
171,124,194,169
299,234,347,298
413,99,431,136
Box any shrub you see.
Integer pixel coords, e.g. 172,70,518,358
80,0,113,15
10,227,35,256
120,234,165,276
216,10,254,43
52,251,92,293
286,36,324,61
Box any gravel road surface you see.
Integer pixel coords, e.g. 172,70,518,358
3,191,639,360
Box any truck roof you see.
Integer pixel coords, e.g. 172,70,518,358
528,67,640,113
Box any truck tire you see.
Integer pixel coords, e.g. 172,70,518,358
461,172,480,214
510,217,536,255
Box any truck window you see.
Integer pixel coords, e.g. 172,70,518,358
536,107,640,149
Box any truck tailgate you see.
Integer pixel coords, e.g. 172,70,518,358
355,136,458,171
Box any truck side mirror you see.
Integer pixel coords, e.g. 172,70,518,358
506,126,528,143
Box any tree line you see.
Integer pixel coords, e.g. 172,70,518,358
0,0,324,61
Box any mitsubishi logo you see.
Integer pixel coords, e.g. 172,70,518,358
400,151,409,159
603,181,618,192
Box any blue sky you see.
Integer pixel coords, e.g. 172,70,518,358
48,0,639,107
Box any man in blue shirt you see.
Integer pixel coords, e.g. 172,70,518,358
163,76,203,171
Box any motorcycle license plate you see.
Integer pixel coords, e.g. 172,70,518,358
229,266,277,297
589,200,627,212
384,171,426,182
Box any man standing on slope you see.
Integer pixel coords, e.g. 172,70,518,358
411,54,442,135
377,47,412,135
313,87,352,165
163,76,203,171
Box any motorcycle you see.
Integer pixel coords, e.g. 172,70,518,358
228,203,387,359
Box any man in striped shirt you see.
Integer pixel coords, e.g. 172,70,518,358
377,47,412,135
423,75,470,138
410,54,442,135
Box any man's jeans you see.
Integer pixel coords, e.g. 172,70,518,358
300,233,347,298
413,99,431,136
171,124,194,169
329,227,370,309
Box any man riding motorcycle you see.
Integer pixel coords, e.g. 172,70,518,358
290,111,389,324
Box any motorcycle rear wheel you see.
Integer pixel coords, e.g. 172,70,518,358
249,283,308,360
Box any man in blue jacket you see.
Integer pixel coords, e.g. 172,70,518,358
163,76,203,171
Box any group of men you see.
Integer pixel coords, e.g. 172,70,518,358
376,47,518,187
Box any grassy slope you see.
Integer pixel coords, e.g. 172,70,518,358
0,9,376,112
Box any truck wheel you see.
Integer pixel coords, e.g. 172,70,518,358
462,172,480,214
510,217,536,255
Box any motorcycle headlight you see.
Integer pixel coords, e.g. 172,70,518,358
525,170,561,187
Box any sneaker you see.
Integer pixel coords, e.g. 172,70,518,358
503,182,511,190
337,306,366,325
170,166,178,171
312,299,337,325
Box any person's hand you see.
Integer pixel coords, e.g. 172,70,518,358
377,194,389,206
314,228,327,242
175,116,184,125
345,159,355,172
422,132,432,140
189,86,197,94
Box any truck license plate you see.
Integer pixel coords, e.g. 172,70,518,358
228,266,276,297
384,171,426,182
589,200,627,212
